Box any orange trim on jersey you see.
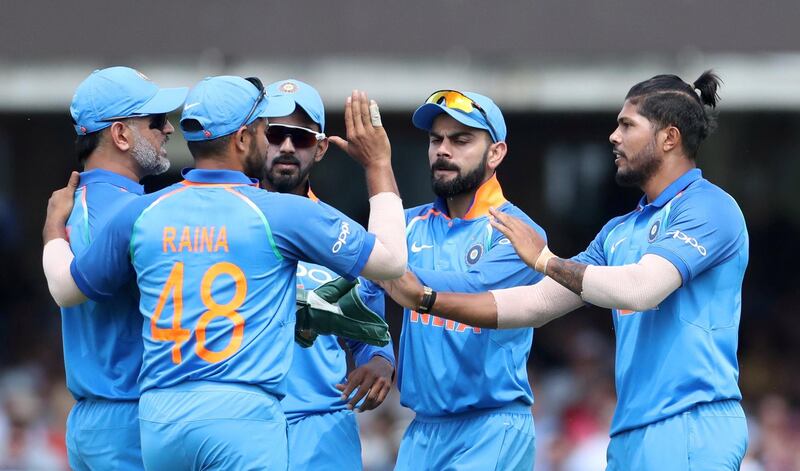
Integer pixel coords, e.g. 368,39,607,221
180,180,257,188
307,187,320,202
418,208,448,221
463,174,508,220
147,187,189,210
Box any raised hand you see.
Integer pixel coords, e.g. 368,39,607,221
328,90,391,171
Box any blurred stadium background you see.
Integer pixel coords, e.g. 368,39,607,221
1,2,799,469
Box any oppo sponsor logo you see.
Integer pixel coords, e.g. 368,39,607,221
332,222,351,253
666,230,707,256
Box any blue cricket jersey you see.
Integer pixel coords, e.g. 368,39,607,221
282,191,395,424
572,168,748,435
69,169,375,398
398,175,545,417
62,169,144,401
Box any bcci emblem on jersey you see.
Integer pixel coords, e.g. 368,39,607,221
648,219,661,243
465,243,484,265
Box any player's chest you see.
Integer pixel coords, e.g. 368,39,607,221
603,208,669,266
407,220,493,270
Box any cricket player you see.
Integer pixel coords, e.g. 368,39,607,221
53,66,187,471
383,71,749,470
262,78,396,470
42,76,407,470
392,91,545,470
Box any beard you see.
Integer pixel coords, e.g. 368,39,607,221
131,128,169,176
242,137,266,179
430,149,489,198
264,154,314,193
614,138,662,188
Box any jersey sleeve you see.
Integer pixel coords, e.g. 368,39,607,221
259,194,376,281
412,210,546,292
646,192,746,284
344,278,395,367
69,196,145,302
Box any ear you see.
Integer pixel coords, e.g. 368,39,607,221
233,125,250,153
661,125,681,154
314,138,329,163
108,122,133,152
486,141,507,172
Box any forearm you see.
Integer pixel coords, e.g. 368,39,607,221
543,257,588,295
364,162,399,197
431,292,500,328
492,277,584,328
361,192,406,280
580,254,681,311
42,239,87,307
42,220,68,244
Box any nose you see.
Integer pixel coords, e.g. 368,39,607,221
609,127,621,145
435,138,452,158
279,135,295,153
164,119,175,135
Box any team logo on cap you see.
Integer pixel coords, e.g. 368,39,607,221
648,219,661,243
280,82,298,93
465,243,484,265
203,130,212,138
135,70,151,81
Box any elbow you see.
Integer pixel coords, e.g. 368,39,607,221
376,261,406,281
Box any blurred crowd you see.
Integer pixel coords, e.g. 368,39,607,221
2,320,800,470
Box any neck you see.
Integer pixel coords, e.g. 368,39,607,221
194,155,244,173
641,155,695,203
84,152,142,182
444,173,493,219
445,191,476,219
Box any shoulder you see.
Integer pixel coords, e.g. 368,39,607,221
404,202,436,219
497,201,546,238
672,178,745,228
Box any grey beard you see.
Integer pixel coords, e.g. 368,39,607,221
131,128,170,176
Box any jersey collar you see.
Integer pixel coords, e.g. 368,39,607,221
306,186,320,202
642,168,703,208
79,168,144,195
434,173,508,220
181,168,259,186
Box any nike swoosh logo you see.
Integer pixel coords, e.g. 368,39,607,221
183,102,201,110
611,237,627,253
411,242,434,253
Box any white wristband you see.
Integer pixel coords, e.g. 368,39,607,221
534,245,557,273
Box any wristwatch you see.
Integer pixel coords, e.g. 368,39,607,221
418,285,437,313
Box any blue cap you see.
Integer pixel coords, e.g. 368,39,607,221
264,79,326,132
70,66,188,136
180,76,295,142
412,91,506,142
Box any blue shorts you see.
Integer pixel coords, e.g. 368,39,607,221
139,381,288,471
607,399,748,471
395,403,535,471
287,409,362,470
66,398,143,471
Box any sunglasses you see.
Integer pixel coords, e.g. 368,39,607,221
100,113,170,131
240,76,266,128
425,90,498,142
266,124,326,148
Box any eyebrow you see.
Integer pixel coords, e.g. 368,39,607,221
429,131,475,139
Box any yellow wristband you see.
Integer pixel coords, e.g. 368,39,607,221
534,245,557,273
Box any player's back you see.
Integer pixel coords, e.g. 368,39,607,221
130,174,296,395
63,169,143,400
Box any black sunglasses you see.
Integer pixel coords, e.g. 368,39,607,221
100,112,169,132
266,124,326,148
